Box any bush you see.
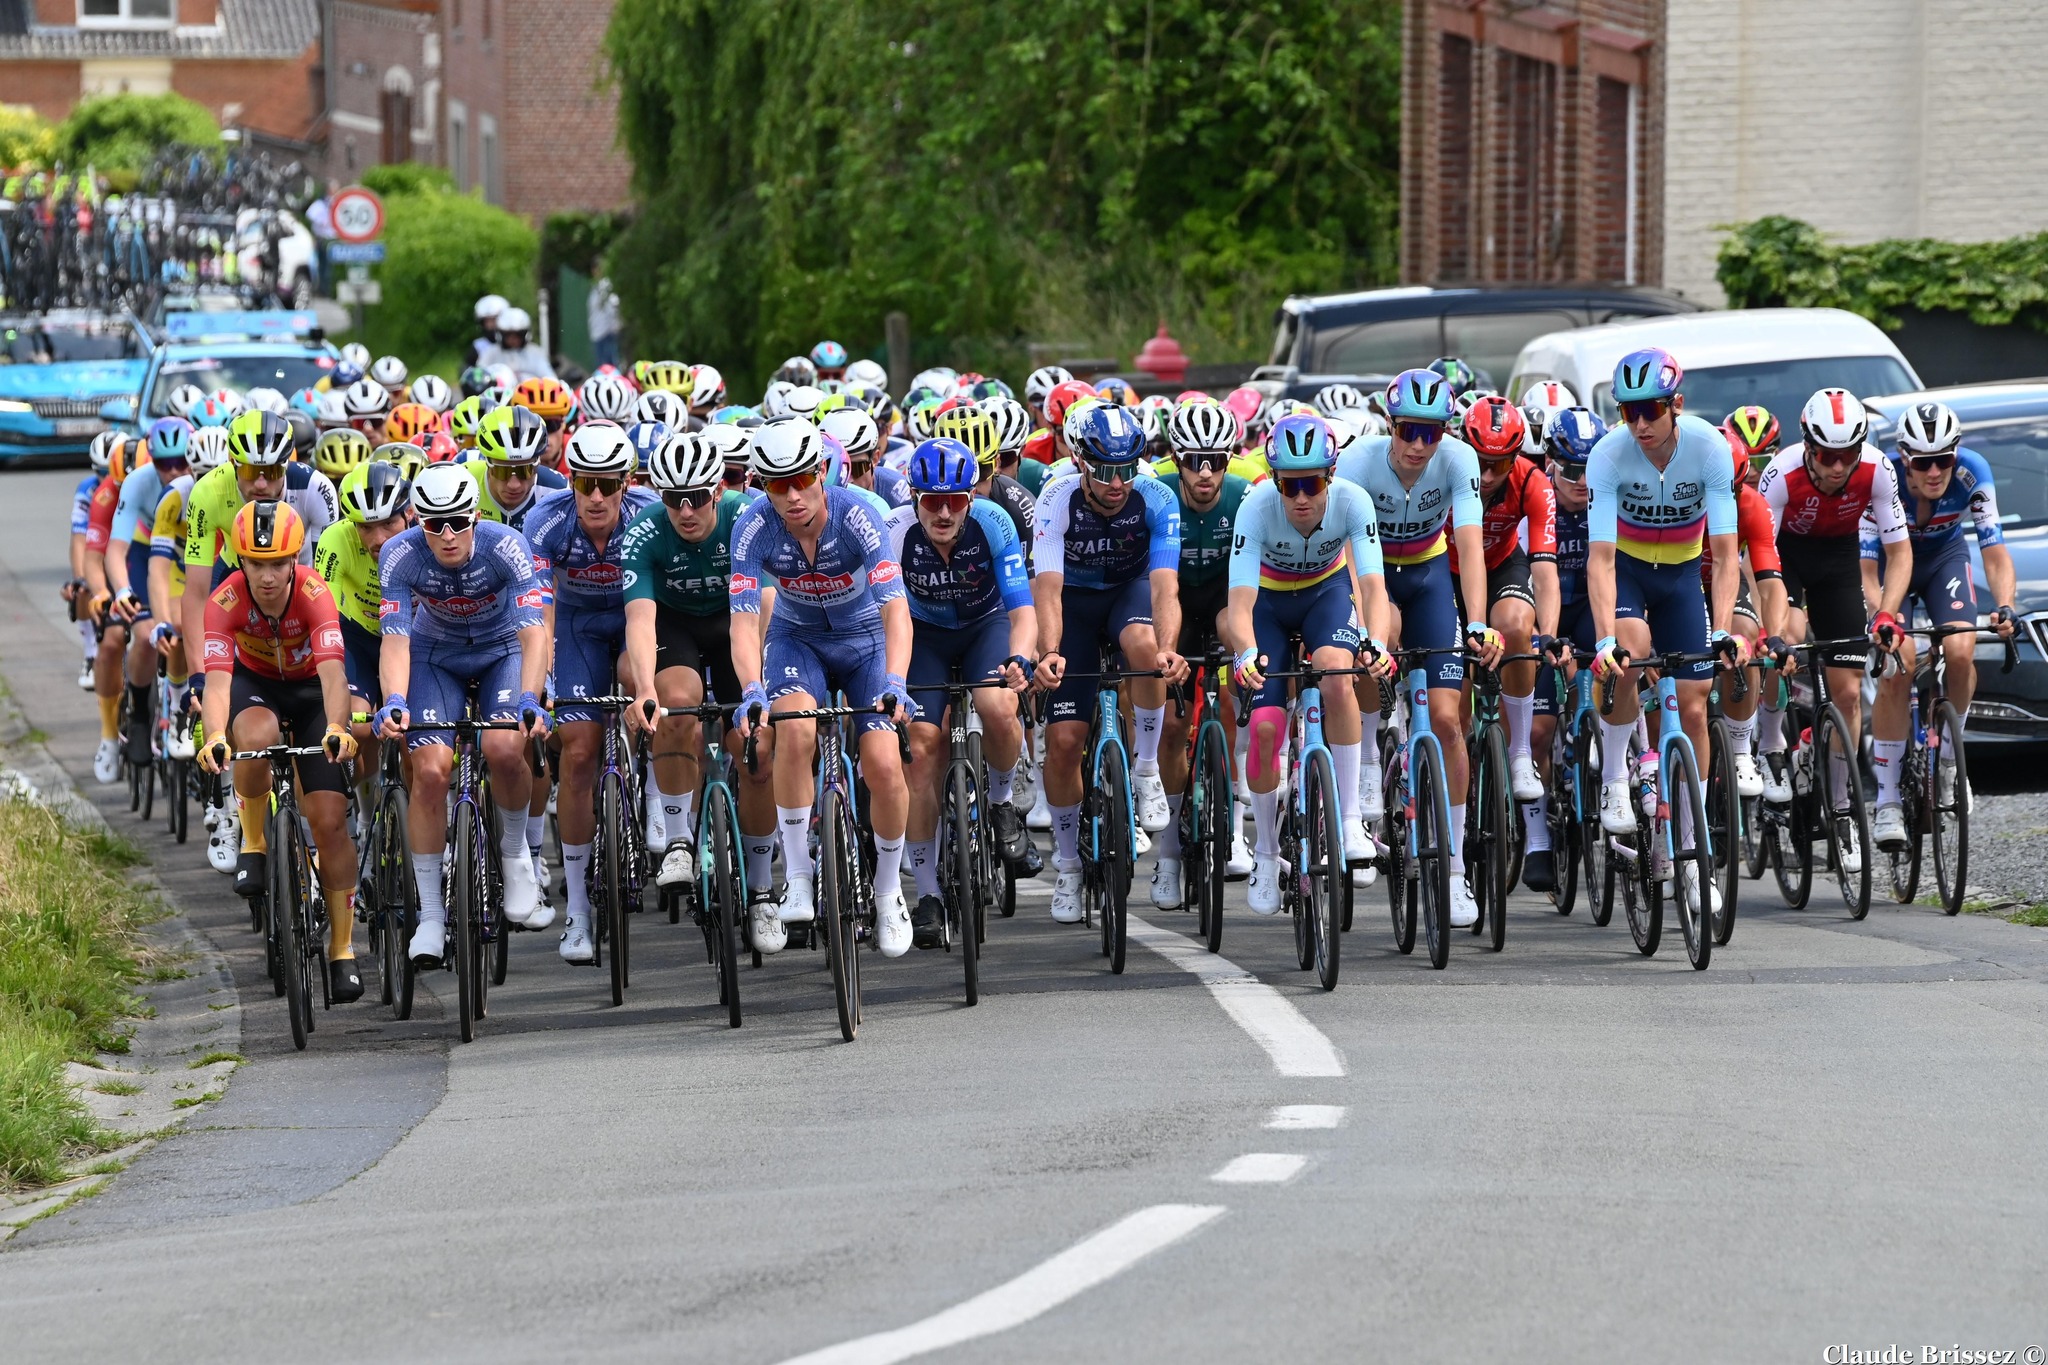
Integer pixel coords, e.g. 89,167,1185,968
359,161,456,199
0,106,57,170
55,93,218,174
364,184,538,361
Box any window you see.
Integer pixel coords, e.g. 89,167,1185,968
479,114,500,206
448,101,469,191
1591,77,1637,282
1441,311,1578,391
1591,356,1918,431
78,0,172,25
1312,315,1443,378
1947,419,2048,531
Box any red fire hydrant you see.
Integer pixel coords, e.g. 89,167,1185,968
1133,323,1188,384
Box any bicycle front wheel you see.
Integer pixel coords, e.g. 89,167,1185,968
1385,758,1416,954
1192,722,1229,954
1302,748,1342,990
169,756,190,843
1929,700,1969,917
1093,743,1132,975
1413,741,1452,971
1705,717,1739,947
269,805,311,1051
947,763,979,1007
452,802,481,1043
820,787,860,1041
702,784,743,1028
1472,723,1511,951
1815,703,1871,920
1576,713,1612,927
601,771,629,1005
1667,741,1712,971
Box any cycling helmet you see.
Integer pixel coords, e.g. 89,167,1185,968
819,407,882,462
385,403,440,444
1313,383,1367,418
474,405,550,465
188,425,233,474
1094,377,1138,407
1452,389,1491,418
410,462,479,519
316,389,350,429
903,399,949,444
782,385,826,422
87,430,121,475
230,499,305,561
983,397,1033,455
635,360,685,396
1024,366,1074,408
1519,380,1580,454
193,392,240,428
340,342,372,368
1893,400,1960,456
373,441,427,482
1043,379,1098,430
166,383,206,420
649,431,725,491
496,307,533,337
1462,395,1527,461
1325,413,1365,456
146,417,193,465
344,378,391,421
1385,368,1456,424
244,386,288,415
486,363,518,392
844,358,889,391
474,294,509,323
1545,407,1606,464
1070,404,1149,465
419,429,460,464
332,360,365,389
1168,398,1241,455
315,428,373,479
564,420,637,477
625,420,668,473
970,377,1016,403
1611,347,1684,404
635,389,687,428
809,340,849,372
408,374,454,414
709,404,761,428
447,394,497,446
906,439,980,494
1426,356,1483,397
773,356,819,388
685,363,726,411
1222,386,1263,428
750,417,825,478
1798,387,1869,453
758,381,797,419
1267,414,1336,473
702,423,753,473
1723,406,1781,484
339,460,410,524
932,407,1000,469
285,411,318,459
289,387,324,420
578,371,636,424
227,410,293,468
459,365,498,398
845,383,894,426
370,355,409,391
514,376,573,420
911,366,959,397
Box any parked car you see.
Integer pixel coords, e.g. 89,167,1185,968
0,309,152,461
99,304,337,434
1508,307,1921,427
1251,284,1694,404
1866,383,2048,748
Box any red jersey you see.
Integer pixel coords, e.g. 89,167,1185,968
1757,445,1907,543
1023,427,1056,466
83,475,119,555
1450,457,1556,574
202,566,344,682
1700,483,1781,584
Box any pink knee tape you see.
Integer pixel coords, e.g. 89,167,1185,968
1246,707,1287,783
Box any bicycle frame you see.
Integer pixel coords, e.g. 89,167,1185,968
1394,661,1454,861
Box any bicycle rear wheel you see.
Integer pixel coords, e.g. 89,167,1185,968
485,802,508,992
1547,748,1580,916
453,802,481,1043
376,787,417,1020
1928,701,1969,917
1413,741,1451,970
1472,724,1511,952
169,756,189,843
1625,815,1663,958
1302,748,1342,990
1095,743,1132,975
1192,723,1229,953
1576,714,1612,927
1816,703,1871,920
945,763,980,1006
821,787,859,1041
1887,750,1924,905
702,784,743,1028
270,805,311,1051
1705,718,1739,947
1667,741,1712,971
601,771,629,1005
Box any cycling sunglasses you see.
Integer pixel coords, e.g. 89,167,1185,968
1619,399,1673,426
491,462,537,481
848,457,874,478
421,514,475,536
1175,450,1229,474
1747,450,1777,478
662,487,717,510
722,462,750,486
1085,459,1140,485
764,470,821,496
917,492,972,515
1278,474,1328,499
573,476,625,497
1905,451,1957,472
1807,443,1861,468
1395,422,1444,445
1552,461,1587,483
542,417,566,434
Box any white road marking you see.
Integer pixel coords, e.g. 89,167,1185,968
1127,918,1346,1077
1265,1104,1346,1130
775,1204,1227,1365
1211,1153,1309,1184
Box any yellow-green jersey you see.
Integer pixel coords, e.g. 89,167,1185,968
182,461,341,580
149,473,194,597
312,519,382,634
457,454,568,532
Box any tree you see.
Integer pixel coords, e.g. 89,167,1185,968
364,177,537,360
0,107,57,170
55,93,219,174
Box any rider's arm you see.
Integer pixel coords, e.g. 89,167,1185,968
199,587,235,744
726,505,768,691
1031,571,1065,660
1702,435,1740,635
1982,542,2017,620
623,599,659,700
1525,466,1560,639
1446,445,1491,626
1867,459,1912,622
1141,480,1183,657
515,622,548,700
146,553,175,633
1586,447,1621,643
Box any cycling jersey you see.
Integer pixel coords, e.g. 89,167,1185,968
617,493,745,617
70,471,99,537
982,472,1037,558
1553,503,1590,608
1158,468,1249,588
312,519,383,633
1586,415,1737,563
83,475,118,556
523,487,659,613
1228,479,1384,591
883,498,1031,628
110,464,172,549
201,565,344,682
1449,456,1556,575
1334,434,1484,566
1857,446,2004,559
1758,444,1906,544
870,465,913,510
378,520,545,647
458,457,568,531
729,484,905,633
1699,483,1782,586
1031,473,1181,589
182,462,339,572
148,473,192,596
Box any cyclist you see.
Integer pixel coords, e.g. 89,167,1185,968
66,434,116,688
181,411,339,654
467,405,569,528
729,417,916,957
1708,406,1788,800
1335,368,1496,928
313,461,414,719
106,420,193,775
195,501,364,1003
1863,399,2019,848
149,424,230,782
374,465,553,966
820,406,912,508
1755,388,1910,873
80,432,134,781
621,431,774,894
810,340,850,383
1031,404,1186,924
1226,414,1393,913
887,440,1037,945
480,307,555,381
524,422,657,963
371,356,410,407
952,401,1039,552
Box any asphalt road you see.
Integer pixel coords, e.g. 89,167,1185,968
3,467,2047,1364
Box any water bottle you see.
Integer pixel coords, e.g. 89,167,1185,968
1792,727,1813,797
1634,749,1660,818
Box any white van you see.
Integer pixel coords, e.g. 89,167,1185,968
1507,308,1921,427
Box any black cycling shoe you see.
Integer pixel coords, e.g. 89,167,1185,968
912,894,945,950
232,851,268,900
328,957,364,1004
992,803,1028,863
1017,833,1045,878
1522,849,1555,894
786,922,811,951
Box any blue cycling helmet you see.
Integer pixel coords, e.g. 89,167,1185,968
907,438,979,493
1545,406,1607,463
1385,368,1456,424
1426,356,1483,397
625,420,667,470
1612,347,1683,404
147,416,193,463
289,387,324,419
1070,404,1149,464
810,340,850,370
1266,414,1336,472
332,360,364,389
970,377,1015,402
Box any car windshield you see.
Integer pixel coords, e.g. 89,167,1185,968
1592,355,1919,429
1,322,143,364
1952,419,2048,531
147,354,332,416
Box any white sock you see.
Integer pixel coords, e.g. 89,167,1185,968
1052,802,1080,867
1759,704,1787,754
1600,718,1634,782
645,778,672,848
498,806,528,861
526,816,543,855
1331,742,1361,825
561,843,592,920
744,836,776,891
1449,802,1465,860
1524,796,1550,852
668,788,694,845
1505,691,1534,758
1156,793,1182,857
1726,712,1756,755
1828,749,1851,813
411,852,446,926
909,838,940,896
79,619,97,658
1232,721,1251,783
988,764,1015,806
778,805,813,879
1873,739,1906,806
874,833,904,892
1133,705,1165,766
1251,788,1279,856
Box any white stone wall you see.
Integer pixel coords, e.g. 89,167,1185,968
1663,0,2048,304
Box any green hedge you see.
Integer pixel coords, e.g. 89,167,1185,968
1718,215,2048,334
360,172,538,361
359,162,456,199
55,93,218,174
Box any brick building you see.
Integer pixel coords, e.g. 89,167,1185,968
0,0,321,144
322,0,438,177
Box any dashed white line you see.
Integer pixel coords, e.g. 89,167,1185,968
1265,1104,1346,1130
1127,917,1346,1077
774,1204,1227,1365
1211,1153,1309,1184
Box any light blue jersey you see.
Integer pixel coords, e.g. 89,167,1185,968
1334,434,1483,565
1227,478,1383,591
1585,413,1737,564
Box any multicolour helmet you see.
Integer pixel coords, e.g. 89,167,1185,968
1611,347,1683,404
1385,369,1456,424
1265,414,1336,473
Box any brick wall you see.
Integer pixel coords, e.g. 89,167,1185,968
4,61,81,123
438,0,504,199
497,0,630,219
172,49,322,143
328,0,440,175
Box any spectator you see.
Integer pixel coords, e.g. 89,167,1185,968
306,179,338,296
588,276,621,370
479,307,555,381
470,294,508,365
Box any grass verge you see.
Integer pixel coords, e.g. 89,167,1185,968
0,800,158,1190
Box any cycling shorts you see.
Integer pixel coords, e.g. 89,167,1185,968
340,617,381,698
1176,575,1230,667
124,542,154,621
228,664,346,794
1047,579,1153,723
1385,554,1463,691
1898,534,1977,630
1777,536,1867,670
1732,576,1760,627
405,638,522,751
1535,598,1598,718
765,623,898,734
654,609,741,713
1484,545,1535,611
551,607,626,726
908,614,1013,721
1611,553,1713,681
1248,574,1360,711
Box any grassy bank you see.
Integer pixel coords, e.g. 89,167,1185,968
0,801,156,1188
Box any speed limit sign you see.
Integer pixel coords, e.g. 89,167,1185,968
331,187,385,244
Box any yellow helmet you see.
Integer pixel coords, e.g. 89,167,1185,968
314,428,373,479
372,441,428,482
641,360,692,396
932,407,1001,471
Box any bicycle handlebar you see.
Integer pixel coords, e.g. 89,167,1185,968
1906,622,2022,675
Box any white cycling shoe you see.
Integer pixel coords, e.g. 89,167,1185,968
1150,857,1182,909
779,874,816,924
875,887,912,958
657,842,695,887
1599,779,1637,835
1132,767,1170,833
1025,787,1053,831
1050,866,1083,923
1510,753,1544,803
1835,821,1863,875
1343,818,1371,865
1449,877,1480,928
1733,752,1765,799
1684,875,1722,924
501,850,542,927
408,919,447,967
1760,753,1793,804
165,725,196,761
76,659,95,691
1225,824,1255,879
1872,803,1909,852
1248,854,1282,915
750,898,788,954
558,917,595,964
93,737,120,784
1133,825,1151,855
206,811,240,873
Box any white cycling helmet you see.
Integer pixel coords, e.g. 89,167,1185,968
635,389,686,428
316,389,350,429
1799,388,1869,453
564,420,637,477
911,366,959,398
1518,380,1579,454
702,422,752,469
759,380,797,418
88,430,120,475
750,417,825,479
1025,365,1074,408
772,355,818,388
408,374,454,414
844,357,889,390
648,430,725,491
580,372,636,423
474,294,509,322
166,383,207,419
340,342,372,368
243,386,289,415
982,396,1033,454
1312,383,1367,418
1894,399,1961,455
1325,413,1365,455
410,462,480,519
819,406,881,461
685,363,726,412
370,355,409,389
1168,398,1240,455
210,388,248,417
188,425,233,475
782,384,826,421
344,379,391,419
496,307,532,336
